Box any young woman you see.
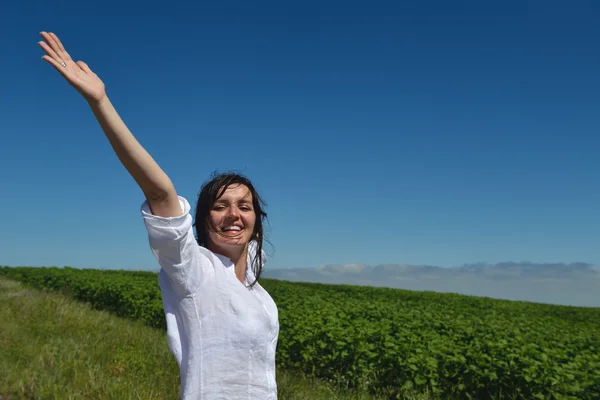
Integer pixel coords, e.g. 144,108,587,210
38,31,279,399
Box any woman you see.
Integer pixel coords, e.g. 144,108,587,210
38,31,279,400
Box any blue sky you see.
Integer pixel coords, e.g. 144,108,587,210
1,1,599,271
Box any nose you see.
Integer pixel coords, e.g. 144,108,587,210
226,205,240,218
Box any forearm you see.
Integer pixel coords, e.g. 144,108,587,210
88,96,174,200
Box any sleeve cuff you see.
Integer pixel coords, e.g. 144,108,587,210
140,196,192,232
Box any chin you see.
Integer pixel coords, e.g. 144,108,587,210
213,235,252,248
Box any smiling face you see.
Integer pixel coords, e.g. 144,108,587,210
206,183,256,253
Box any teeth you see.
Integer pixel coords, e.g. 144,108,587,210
223,226,242,231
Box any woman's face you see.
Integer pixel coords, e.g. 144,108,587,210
207,184,256,252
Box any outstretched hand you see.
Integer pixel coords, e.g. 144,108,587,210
38,31,107,104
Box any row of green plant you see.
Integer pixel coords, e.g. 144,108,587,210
1,266,599,399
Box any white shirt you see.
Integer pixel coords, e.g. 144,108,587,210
141,196,279,400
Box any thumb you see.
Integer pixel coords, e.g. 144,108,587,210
76,61,92,74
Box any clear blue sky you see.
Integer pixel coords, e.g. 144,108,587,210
1,1,598,271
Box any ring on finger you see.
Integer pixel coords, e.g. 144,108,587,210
60,61,67,67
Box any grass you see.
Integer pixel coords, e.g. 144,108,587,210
0,276,397,400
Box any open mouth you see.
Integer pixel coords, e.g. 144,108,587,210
221,225,244,236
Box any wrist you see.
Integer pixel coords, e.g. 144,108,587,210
87,93,109,108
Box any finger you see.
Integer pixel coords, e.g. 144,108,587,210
49,32,73,61
41,55,70,79
49,32,66,52
38,41,65,65
40,31,70,62
40,32,61,57
76,61,91,73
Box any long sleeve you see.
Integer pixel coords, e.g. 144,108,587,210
141,195,210,295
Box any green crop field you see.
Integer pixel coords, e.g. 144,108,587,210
1,265,599,399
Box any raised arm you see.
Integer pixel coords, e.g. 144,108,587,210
38,31,182,218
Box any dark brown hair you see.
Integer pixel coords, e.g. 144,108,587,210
193,171,268,287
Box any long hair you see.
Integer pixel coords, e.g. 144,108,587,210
193,171,268,287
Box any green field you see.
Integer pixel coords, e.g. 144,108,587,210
0,276,385,400
1,266,599,399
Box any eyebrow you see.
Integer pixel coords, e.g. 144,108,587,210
214,199,252,204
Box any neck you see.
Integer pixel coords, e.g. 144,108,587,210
209,241,249,280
